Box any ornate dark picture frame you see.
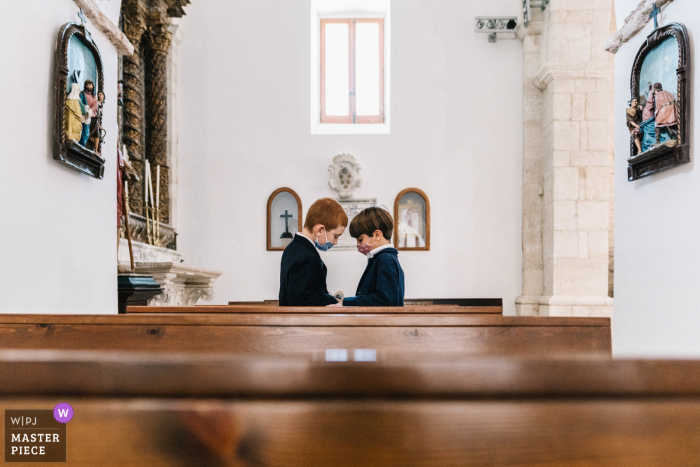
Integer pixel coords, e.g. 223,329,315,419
54,23,106,179
628,23,691,181
394,188,430,251
267,188,303,251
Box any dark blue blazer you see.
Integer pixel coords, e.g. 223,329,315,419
343,248,405,307
279,234,338,307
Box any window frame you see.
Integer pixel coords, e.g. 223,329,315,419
310,0,390,135
320,18,385,125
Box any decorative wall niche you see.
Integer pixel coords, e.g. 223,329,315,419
394,188,430,251
54,22,106,179
627,23,691,181
267,188,303,251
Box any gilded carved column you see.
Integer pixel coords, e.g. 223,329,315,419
145,19,172,223
121,2,147,215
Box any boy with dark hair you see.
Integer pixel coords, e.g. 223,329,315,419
279,198,348,306
339,207,405,307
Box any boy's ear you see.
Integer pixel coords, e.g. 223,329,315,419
374,230,384,240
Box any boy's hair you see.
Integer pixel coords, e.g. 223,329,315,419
304,198,348,231
349,207,393,241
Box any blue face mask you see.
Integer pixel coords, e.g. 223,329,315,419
314,229,334,252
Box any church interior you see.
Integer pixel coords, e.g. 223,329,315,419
2,0,700,464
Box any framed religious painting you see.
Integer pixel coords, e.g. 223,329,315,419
267,188,303,251
53,22,106,179
394,188,430,251
627,22,690,181
334,198,377,251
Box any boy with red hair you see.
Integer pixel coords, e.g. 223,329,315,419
279,198,348,306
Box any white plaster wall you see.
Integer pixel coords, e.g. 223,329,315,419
0,0,121,314
614,0,641,29
177,0,523,314
613,1,700,356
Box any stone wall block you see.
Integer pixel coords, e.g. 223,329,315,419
553,151,570,167
553,121,581,151
586,92,613,120
553,93,573,120
524,93,543,120
577,201,609,230
551,0,614,11
553,167,580,200
570,150,608,166
551,79,577,94
585,166,610,200
549,39,592,63
524,244,545,272
575,79,597,93
524,160,544,186
540,305,573,317
525,121,544,149
579,167,587,200
553,258,609,296
549,23,593,40
553,230,579,258
591,9,614,60
583,120,609,150
572,93,586,121
578,231,588,258
553,200,577,231
523,34,539,53
549,10,595,24
587,231,609,259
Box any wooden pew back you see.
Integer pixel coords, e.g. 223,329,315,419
0,350,698,466
0,314,611,357
129,304,502,314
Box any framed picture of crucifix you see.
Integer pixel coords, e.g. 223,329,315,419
53,21,106,179
267,188,303,251
627,21,690,181
394,188,430,251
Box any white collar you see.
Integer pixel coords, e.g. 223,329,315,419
295,232,315,245
367,243,394,259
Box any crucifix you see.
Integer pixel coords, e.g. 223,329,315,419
649,3,661,29
280,210,294,239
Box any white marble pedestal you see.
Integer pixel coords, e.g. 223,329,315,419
118,239,222,306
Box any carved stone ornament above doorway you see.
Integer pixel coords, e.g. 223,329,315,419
328,153,362,199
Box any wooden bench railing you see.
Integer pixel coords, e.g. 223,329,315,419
226,298,504,313
128,304,503,314
0,350,697,466
0,314,611,357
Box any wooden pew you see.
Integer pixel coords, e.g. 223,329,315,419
226,298,504,313
129,304,503,314
0,314,611,357
1,349,699,466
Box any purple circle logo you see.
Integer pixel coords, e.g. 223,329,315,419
53,403,73,423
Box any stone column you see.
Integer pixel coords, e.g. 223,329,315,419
145,19,172,224
167,18,184,230
516,21,546,317
516,0,615,318
121,1,147,215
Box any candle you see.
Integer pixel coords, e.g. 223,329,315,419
156,165,160,208
148,163,155,208
144,160,149,203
